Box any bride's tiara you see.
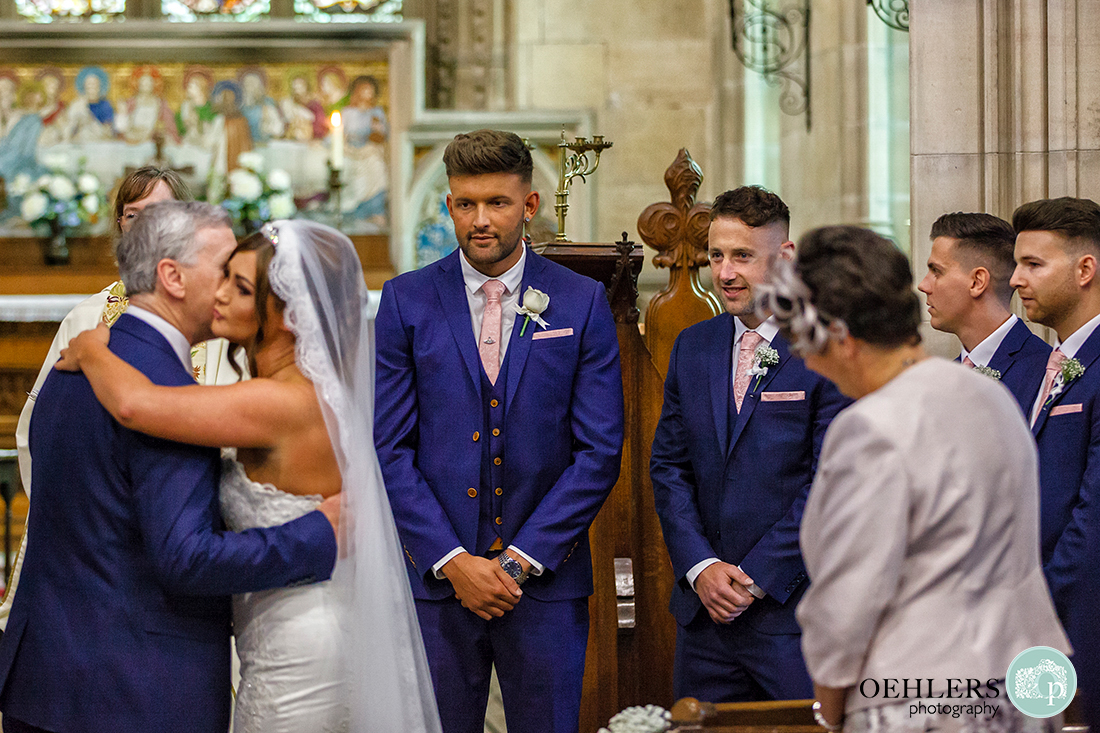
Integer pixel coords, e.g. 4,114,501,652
755,256,847,356
261,222,279,247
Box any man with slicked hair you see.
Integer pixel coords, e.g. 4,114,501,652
918,211,1050,411
651,185,849,703
375,129,623,733
1010,195,1100,651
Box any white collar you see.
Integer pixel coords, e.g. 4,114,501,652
126,306,193,372
459,244,527,298
1056,311,1100,359
734,314,779,345
961,314,1018,366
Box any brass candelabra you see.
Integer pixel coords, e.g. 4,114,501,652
554,129,613,242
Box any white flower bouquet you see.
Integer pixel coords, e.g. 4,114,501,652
14,165,103,234
219,153,297,234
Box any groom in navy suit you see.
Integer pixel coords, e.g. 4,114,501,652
1010,196,1100,650
0,202,338,733
917,212,1049,411
651,186,848,702
375,130,623,733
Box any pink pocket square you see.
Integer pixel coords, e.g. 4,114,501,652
532,328,574,341
1051,403,1083,416
761,391,806,402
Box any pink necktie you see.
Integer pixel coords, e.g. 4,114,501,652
478,279,506,385
733,331,764,412
1034,348,1067,425
962,356,975,369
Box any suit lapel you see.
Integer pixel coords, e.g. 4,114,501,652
709,314,735,453
987,318,1026,375
433,252,483,398
504,251,545,414
727,332,791,456
1033,325,1100,437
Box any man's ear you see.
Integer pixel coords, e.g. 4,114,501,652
1077,253,1097,288
524,189,540,220
156,258,186,300
779,240,795,261
969,267,991,298
444,192,455,219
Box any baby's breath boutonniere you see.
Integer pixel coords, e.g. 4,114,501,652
515,286,550,337
973,364,1002,380
750,345,780,392
1062,357,1085,385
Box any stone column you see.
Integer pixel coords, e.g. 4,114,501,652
910,1,1100,354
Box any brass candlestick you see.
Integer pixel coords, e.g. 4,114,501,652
328,160,344,232
554,129,612,242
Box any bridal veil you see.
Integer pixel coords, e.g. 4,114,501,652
264,219,442,732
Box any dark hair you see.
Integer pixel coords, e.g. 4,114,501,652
710,185,790,230
227,232,285,379
1012,197,1100,254
113,167,192,233
349,74,379,97
796,225,921,347
930,212,1017,304
443,129,533,185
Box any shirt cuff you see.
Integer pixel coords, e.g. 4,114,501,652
737,564,767,599
686,557,720,590
432,547,466,579
507,546,544,576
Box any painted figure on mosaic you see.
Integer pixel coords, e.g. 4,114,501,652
318,66,349,114
211,79,253,175
117,65,180,145
0,71,43,198
66,66,115,143
342,75,388,224
281,72,327,142
35,68,67,148
177,66,218,149
239,67,285,144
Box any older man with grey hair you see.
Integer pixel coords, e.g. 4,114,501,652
0,201,340,733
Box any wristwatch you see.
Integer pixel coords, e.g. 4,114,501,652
497,553,529,586
812,701,843,732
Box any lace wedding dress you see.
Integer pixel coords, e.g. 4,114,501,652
220,450,349,733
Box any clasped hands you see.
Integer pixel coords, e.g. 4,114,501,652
696,561,756,624
443,550,531,620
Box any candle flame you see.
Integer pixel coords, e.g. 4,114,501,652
331,111,342,127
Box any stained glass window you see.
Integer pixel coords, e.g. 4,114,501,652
16,0,125,22
294,0,401,22
161,0,270,22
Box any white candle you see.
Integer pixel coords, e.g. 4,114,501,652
331,111,344,170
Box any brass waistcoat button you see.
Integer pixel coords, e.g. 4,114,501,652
467,488,477,498
495,517,503,525
493,457,502,466
473,431,480,441
492,428,500,437
495,487,502,496
490,399,499,407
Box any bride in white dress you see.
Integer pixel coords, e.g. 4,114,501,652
60,220,441,733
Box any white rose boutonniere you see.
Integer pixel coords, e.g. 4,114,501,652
515,286,550,336
750,345,780,392
973,365,1002,380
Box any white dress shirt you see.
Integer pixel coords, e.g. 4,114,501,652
684,315,778,599
1029,310,1100,425
433,245,545,579
959,313,1017,366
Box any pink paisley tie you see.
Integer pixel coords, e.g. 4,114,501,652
962,356,975,369
733,331,764,413
1033,348,1066,426
479,279,506,385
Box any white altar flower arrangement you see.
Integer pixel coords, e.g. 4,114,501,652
597,704,671,733
14,165,103,234
219,153,297,234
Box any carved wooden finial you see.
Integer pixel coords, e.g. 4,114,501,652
637,149,722,377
